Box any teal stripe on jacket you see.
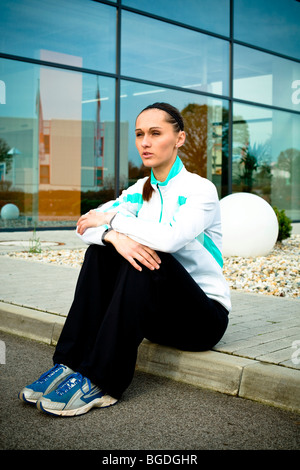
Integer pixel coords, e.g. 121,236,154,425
196,232,223,268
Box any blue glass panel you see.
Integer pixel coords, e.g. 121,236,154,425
123,0,230,36
234,45,300,112
121,11,229,96
0,57,116,229
232,103,300,220
234,0,300,60
0,0,116,73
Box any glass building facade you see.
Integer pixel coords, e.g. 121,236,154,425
0,0,299,230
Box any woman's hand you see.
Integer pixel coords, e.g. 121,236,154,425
104,230,161,272
77,210,116,235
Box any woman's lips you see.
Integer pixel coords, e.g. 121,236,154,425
142,152,153,158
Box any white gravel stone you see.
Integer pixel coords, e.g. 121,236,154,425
223,235,299,299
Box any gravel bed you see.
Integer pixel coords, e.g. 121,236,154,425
1,235,299,300
223,235,299,299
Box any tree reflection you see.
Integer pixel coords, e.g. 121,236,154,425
179,103,211,177
238,143,258,191
0,137,11,174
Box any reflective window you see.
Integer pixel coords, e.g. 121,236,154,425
81,74,116,214
232,103,300,221
120,81,229,198
121,11,229,96
122,0,230,36
0,0,116,73
234,45,300,112
0,58,115,229
0,59,39,229
234,0,300,60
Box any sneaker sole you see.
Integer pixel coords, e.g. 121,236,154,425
18,391,41,405
36,395,118,417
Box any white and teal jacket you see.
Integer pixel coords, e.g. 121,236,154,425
77,157,231,312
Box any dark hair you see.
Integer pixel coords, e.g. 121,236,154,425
139,102,184,131
138,103,184,201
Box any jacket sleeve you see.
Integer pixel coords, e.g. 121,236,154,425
76,179,145,245
111,180,219,253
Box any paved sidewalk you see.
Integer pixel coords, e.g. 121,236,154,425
0,230,299,413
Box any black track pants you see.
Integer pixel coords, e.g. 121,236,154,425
53,244,229,399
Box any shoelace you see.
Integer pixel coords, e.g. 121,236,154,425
54,372,92,396
36,364,65,384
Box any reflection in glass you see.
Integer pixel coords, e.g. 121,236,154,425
0,59,39,228
120,81,229,199
232,103,300,220
234,0,300,60
0,0,116,73
123,0,230,36
0,58,115,229
233,45,300,111
121,11,229,96
81,75,116,214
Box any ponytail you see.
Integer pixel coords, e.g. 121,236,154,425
142,176,154,202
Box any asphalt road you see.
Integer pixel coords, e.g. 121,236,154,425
0,331,299,454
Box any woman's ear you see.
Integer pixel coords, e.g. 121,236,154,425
176,131,186,149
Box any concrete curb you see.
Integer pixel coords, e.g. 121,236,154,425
1,301,300,414
136,341,300,414
0,302,65,346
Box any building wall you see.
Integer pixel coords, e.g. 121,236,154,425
0,0,299,228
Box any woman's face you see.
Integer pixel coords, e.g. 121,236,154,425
135,109,185,180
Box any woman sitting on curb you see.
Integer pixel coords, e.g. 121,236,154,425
19,102,231,417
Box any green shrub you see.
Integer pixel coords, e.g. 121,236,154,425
273,207,292,242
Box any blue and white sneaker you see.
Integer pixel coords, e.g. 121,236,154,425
19,364,74,404
36,372,118,417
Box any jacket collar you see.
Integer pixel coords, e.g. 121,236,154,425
150,156,184,187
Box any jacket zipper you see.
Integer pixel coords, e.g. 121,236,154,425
157,184,163,222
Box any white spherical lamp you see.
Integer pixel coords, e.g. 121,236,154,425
220,193,278,257
1,203,20,220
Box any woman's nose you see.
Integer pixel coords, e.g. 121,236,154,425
142,135,151,147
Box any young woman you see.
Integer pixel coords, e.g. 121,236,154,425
19,102,231,417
